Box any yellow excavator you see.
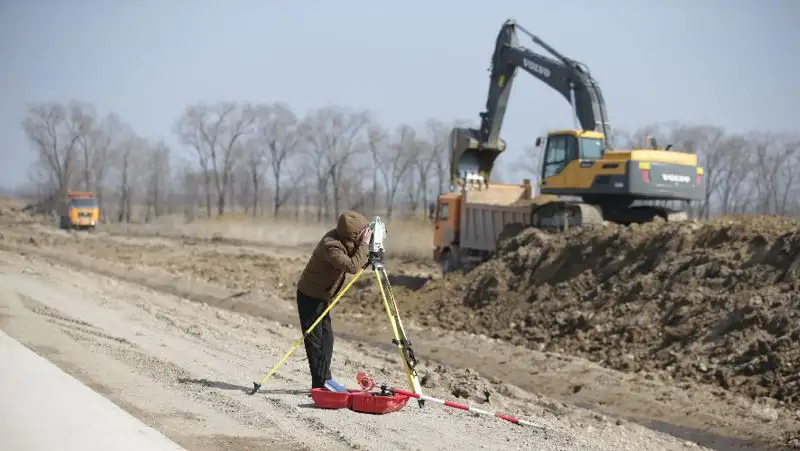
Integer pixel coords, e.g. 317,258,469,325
448,18,705,229
433,19,705,272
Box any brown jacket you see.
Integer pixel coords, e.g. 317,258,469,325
296,211,370,301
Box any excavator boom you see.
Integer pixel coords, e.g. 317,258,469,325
480,20,611,148
451,19,611,187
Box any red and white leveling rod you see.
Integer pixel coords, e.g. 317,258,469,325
385,386,547,430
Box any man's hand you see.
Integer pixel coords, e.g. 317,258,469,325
359,226,373,246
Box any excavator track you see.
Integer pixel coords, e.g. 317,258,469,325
531,201,604,231
602,204,690,225
532,201,689,232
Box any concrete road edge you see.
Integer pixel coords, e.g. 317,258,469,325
0,329,186,451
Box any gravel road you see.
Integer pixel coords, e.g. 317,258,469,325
0,250,702,451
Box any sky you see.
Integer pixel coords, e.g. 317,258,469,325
1,0,798,187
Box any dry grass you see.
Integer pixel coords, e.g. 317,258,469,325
0,196,25,210
104,213,434,261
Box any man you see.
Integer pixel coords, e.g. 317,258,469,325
296,211,373,391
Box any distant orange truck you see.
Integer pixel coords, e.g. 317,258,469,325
59,191,100,230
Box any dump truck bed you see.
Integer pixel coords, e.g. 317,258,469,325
458,184,536,253
459,203,531,253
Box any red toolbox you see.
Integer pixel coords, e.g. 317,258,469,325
310,388,362,409
351,391,409,414
310,388,409,414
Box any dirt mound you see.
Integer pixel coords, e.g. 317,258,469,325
349,216,800,408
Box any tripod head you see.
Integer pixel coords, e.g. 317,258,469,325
368,216,387,265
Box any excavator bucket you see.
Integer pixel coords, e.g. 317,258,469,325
449,128,506,189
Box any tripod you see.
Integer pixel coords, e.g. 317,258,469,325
248,251,425,407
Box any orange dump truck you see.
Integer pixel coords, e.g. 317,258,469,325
433,180,546,273
60,192,100,230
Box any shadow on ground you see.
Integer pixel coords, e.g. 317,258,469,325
575,401,780,451
176,377,308,396
387,275,429,291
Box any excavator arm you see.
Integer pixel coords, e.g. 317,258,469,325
451,19,611,187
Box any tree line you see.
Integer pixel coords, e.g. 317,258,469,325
16,100,800,223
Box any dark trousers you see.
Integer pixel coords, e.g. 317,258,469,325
296,290,334,389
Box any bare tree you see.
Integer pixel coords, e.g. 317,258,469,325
21,101,94,209
778,136,800,214
750,132,800,215
75,105,99,191
178,163,204,220
714,134,751,215
432,119,471,196
174,102,258,217
90,113,124,216
19,96,800,222
668,124,725,218
143,140,171,221
745,132,795,215
367,122,388,214
299,106,370,220
255,103,302,217
113,133,145,222
376,124,419,218
417,119,451,208
508,144,543,189
18,166,57,213
240,138,264,216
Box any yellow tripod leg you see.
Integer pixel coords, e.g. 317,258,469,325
380,267,412,349
248,268,365,395
373,267,425,407
377,266,424,406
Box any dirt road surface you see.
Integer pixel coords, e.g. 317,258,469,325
0,251,699,451
0,201,797,450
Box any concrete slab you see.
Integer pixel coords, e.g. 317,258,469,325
0,330,186,451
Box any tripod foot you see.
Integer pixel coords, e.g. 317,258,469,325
248,382,261,395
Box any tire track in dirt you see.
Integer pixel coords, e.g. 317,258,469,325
0,251,616,449
0,243,711,450
1,269,366,451
0,285,303,450
1,227,788,450
20,295,134,345
21,280,367,450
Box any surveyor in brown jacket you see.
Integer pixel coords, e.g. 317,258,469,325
296,211,372,390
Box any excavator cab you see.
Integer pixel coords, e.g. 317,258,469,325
534,128,704,211
535,130,605,179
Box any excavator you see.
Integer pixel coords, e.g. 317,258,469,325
448,18,706,229
432,19,706,272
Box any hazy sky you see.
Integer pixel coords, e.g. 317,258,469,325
1,0,798,187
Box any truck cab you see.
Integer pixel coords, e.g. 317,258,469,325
61,191,100,230
432,192,462,271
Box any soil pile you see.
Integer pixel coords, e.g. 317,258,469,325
347,216,800,408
